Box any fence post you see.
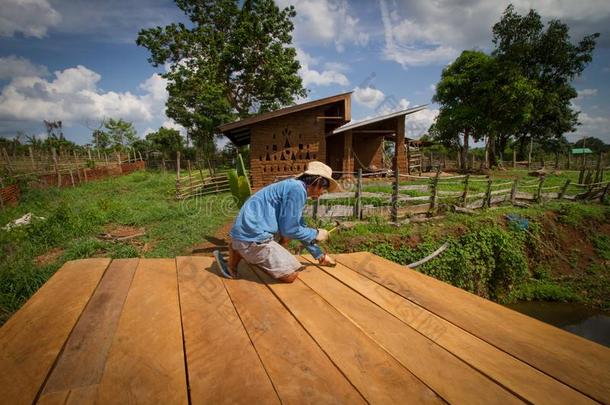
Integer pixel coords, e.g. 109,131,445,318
2,148,13,174
187,160,193,190
87,148,92,161
600,182,609,203
138,151,143,162
429,167,440,214
68,166,75,187
29,146,36,170
595,152,603,183
353,168,362,219
513,149,516,169
73,152,81,183
391,165,399,222
104,152,109,167
536,176,545,203
52,147,61,187
483,177,493,208
506,179,516,205
558,179,571,200
313,198,319,221
461,175,470,207
176,151,181,198
567,152,571,170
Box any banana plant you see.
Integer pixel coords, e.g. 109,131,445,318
227,153,252,208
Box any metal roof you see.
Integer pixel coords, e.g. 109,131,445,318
332,105,427,135
218,92,352,134
571,148,593,155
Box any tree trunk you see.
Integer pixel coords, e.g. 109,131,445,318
462,128,470,171
488,134,498,168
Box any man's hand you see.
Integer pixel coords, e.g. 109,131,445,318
315,228,330,241
318,253,336,267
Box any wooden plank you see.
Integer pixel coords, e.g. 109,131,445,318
302,256,595,405
225,262,365,404
37,259,138,403
176,256,279,404
249,266,444,404
0,259,110,405
94,259,187,404
336,252,610,404
294,259,523,404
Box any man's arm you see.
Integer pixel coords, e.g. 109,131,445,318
278,185,317,242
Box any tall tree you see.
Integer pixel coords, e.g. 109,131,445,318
146,127,184,159
492,5,599,142
136,0,307,147
104,118,138,150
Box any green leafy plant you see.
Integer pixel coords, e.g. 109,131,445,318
227,153,252,208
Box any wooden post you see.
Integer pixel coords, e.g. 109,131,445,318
391,164,399,223
527,138,534,169
117,152,121,165
162,158,167,174
406,141,411,175
471,154,475,169
483,177,493,208
138,151,143,161
87,148,92,161
456,149,461,171
353,169,362,219
29,146,35,170
558,179,571,200
595,152,603,183
510,179,518,204
68,166,75,187
567,152,571,170
2,148,12,174
83,164,88,182
97,149,101,160
52,147,61,187
104,152,109,167
313,198,319,221
461,175,470,207
73,152,81,183
536,176,545,203
187,160,193,189
513,149,516,169
429,167,440,214
176,151,181,197
600,182,609,203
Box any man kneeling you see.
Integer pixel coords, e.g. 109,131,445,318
228,161,338,283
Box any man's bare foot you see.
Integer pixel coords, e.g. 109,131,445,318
277,272,299,283
318,253,336,267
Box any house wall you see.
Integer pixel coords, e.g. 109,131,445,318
249,108,327,188
352,134,384,170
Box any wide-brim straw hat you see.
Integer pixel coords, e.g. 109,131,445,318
298,161,341,192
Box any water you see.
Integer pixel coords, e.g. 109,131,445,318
505,301,610,348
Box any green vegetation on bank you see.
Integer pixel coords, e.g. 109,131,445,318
321,202,610,309
0,171,235,324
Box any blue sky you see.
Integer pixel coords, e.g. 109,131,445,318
1,0,609,146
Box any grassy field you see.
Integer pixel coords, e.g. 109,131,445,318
0,170,236,324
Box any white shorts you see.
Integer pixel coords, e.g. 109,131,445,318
232,239,303,279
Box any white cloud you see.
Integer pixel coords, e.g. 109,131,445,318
296,48,349,87
277,0,369,52
406,108,439,139
353,86,385,109
0,60,168,137
577,88,598,98
161,119,187,137
0,0,61,38
379,0,610,68
0,56,49,79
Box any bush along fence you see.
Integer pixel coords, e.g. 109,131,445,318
0,148,145,209
304,168,610,221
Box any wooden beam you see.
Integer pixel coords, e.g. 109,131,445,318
316,116,345,120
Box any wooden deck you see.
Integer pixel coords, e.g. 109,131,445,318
1,253,609,405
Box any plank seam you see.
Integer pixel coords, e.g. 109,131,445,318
175,258,193,405
335,255,603,404
33,259,113,405
248,264,371,405
218,267,284,405
300,256,532,404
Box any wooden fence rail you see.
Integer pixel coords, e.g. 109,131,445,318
305,170,609,221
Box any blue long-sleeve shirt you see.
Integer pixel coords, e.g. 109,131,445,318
230,178,318,244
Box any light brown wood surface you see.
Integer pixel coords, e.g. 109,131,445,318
176,256,280,404
225,261,366,404
2,253,609,405
0,258,110,405
94,258,188,404
301,255,595,405
336,252,610,404
251,265,444,404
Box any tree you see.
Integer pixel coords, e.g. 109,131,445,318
137,0,307,148
492,5,599,142
574,137,609,153
92,129,111,150
104,118,138,150
146,127,184,159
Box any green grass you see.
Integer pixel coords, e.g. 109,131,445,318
0,170,235,324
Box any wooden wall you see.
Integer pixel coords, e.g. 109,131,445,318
352,134,383,171
249,108,327,188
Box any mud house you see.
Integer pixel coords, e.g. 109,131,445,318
219,92,426,188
